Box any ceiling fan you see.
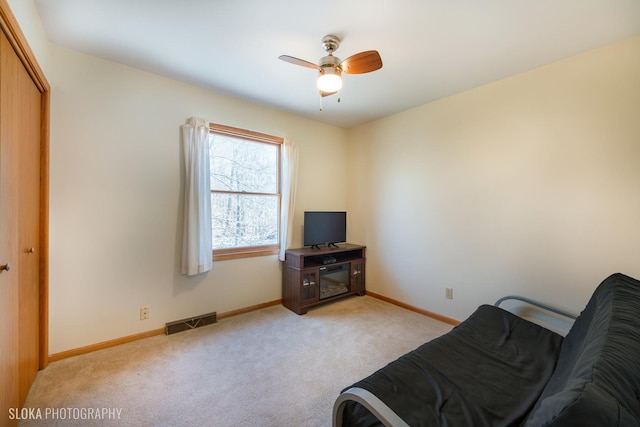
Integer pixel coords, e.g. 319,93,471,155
279,35,383,98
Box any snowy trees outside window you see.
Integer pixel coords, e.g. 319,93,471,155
209,126,281,258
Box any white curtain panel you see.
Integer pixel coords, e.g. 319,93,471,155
181,117,213,275
279,138,299,261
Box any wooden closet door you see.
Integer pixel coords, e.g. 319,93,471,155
0,27,42,419
0,29,21,420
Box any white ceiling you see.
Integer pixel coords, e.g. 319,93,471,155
34,0,640,128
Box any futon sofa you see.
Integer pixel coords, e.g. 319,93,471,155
333,273,640,426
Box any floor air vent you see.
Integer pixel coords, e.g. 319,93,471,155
165,311,217,335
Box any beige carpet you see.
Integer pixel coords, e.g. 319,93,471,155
20,296,452,427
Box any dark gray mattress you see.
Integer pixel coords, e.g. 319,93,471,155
522,273,640,427
341,304,564,427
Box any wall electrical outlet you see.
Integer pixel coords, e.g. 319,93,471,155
140,306,150,320
445,288,454,300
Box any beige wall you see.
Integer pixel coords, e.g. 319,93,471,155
348,36,640,321
46,45,348,353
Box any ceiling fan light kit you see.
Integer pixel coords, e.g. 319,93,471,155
317,66,342,92
280,34,382,104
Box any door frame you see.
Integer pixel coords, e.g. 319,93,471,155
0,0,50,369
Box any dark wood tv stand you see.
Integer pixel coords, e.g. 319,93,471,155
282,244,366,314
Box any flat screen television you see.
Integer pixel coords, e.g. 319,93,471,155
303,211,346,248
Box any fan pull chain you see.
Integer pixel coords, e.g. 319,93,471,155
319,96,342,110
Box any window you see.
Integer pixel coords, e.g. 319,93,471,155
209,123,282,261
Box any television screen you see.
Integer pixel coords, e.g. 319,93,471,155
303,211,346,247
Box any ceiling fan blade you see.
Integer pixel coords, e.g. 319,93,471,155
340,50,383,74
279,55,319,70
320,90,338,97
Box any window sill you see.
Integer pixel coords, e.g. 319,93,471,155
213,246,279,262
